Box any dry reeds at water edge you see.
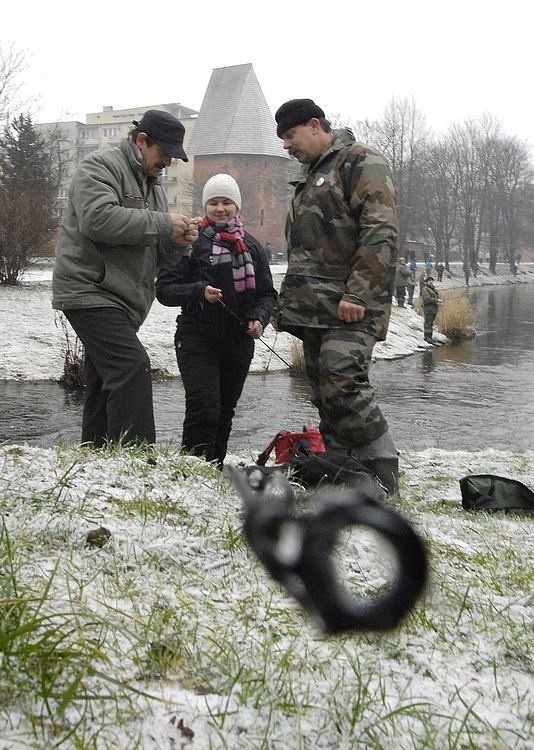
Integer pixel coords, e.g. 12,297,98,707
290,338,305,371
437,293,477,341
55,312,86,389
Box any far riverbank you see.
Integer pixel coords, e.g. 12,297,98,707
1,259,533,382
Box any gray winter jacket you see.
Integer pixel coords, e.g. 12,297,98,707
52,138,181,329
394,262,412,287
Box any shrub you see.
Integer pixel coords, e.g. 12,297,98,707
55,313,85,388
437,294,476,340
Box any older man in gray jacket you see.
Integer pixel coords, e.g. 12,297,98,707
53,110,198,447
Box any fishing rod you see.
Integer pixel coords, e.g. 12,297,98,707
264,329,278,372
216,299,307,378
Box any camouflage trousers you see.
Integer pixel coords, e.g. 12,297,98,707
423,309,437,339
298,327,389,450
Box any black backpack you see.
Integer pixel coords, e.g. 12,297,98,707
285,446,376,489
459,474,534,515
255,425,382,493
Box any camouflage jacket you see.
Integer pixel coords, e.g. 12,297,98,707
277,129,398,341
421,284,440,312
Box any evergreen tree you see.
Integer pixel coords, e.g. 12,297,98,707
0,114,61,285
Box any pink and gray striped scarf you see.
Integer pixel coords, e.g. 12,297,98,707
201,215,256,293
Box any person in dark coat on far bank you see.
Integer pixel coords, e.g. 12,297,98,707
463,261,471,286
406,273,416,307
156,174,277,467
394,257,412,307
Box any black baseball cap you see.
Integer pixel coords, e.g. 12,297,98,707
132,109,188,161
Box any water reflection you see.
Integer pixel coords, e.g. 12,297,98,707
439,340,475,365
420,350,436,373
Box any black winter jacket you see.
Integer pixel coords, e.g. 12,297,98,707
156,226,277,332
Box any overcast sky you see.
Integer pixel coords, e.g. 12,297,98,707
3,0,532,147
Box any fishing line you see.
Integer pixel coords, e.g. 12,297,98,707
216,299,308,381
264,329,278,372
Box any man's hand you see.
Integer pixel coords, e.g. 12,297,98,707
170,214,202,245
337,300,366,323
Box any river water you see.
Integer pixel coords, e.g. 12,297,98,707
1,284,533,454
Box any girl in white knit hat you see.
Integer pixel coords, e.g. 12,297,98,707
156,173,277,467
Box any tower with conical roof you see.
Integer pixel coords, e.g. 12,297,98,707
188,63,297,252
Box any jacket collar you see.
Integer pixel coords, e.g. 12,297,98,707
290,128,356,187
120,137,162,187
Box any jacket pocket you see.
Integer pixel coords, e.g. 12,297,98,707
121,194,145,209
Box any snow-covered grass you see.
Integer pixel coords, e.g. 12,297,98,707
1,260,533,748
1,442,533,749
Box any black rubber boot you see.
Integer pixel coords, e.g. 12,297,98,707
348,430,399,498
362,457,399,498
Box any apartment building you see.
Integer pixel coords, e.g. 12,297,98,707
37,64,297,251
37,102,198,213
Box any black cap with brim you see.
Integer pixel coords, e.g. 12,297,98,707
133,109,188,162
153,138,188,162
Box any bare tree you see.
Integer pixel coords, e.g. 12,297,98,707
447,119,491,272
341,101,534,271
352,98,428,253
419,139,459,269
517,181,534,251
0,43,27,125
487,135,532,272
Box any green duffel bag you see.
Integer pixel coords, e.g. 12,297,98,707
459,474,534,515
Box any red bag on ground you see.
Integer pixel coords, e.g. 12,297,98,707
257,423,326,466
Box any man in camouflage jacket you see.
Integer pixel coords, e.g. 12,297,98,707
420,275,441,343
275,98,399,495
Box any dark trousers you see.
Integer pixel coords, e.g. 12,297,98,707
65,308,155,447
395,285,406,306
423,309,437,341
175,320,254,466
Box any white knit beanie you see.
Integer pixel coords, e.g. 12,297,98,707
202,173,241,210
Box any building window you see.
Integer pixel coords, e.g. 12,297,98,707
102,127,116,138
78,147,97,160
260,209,264,226
58,188,68,200
80,128,98,140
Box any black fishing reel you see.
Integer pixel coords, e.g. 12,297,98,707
225,465,428,635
